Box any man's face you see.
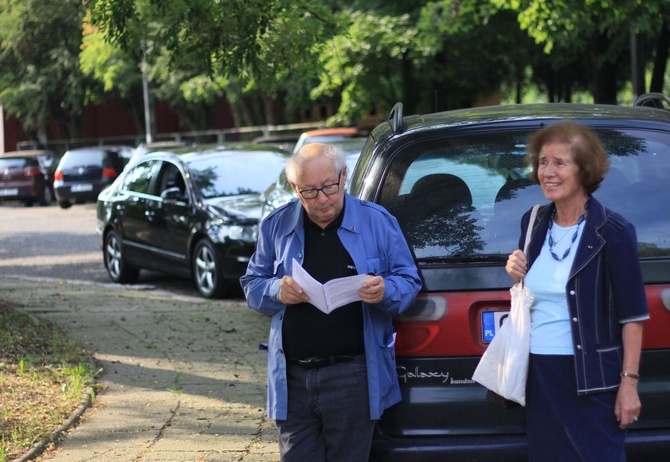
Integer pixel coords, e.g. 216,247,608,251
291,156,346,229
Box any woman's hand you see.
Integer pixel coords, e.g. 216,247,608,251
506,249,528,283
615,379,641,429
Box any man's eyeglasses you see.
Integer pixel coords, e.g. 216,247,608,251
298,171,342,199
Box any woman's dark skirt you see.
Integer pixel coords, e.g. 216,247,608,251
526,353,627,461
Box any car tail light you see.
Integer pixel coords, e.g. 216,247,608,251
102,167,118,179
395,294,447,356
394,291,513,357
23,167,41,177
642,285,670,349
54,170,63,181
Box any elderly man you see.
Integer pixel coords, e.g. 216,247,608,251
241,142,421,462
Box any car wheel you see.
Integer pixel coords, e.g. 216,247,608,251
103,230,140,283
192,238,228,298
38,187,53,206
58,200,71,209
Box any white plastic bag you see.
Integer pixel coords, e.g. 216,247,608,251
472,205,539,406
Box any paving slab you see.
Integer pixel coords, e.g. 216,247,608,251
1,277,280,462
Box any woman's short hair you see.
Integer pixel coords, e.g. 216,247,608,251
526,120,610,194
285,143,347,184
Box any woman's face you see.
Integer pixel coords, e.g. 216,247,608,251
537,142,586,204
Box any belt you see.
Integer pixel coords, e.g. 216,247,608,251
287,354,360,370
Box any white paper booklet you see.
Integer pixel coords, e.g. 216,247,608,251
291,258,367,314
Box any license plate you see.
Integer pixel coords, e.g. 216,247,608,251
482,310,510,342
0,188,18,196
71,183,93,192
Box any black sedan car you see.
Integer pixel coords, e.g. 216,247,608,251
348,98,670,460
96,143,289,298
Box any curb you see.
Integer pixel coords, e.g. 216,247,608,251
12,386,95,462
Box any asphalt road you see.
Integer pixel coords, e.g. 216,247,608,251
0,201,231,297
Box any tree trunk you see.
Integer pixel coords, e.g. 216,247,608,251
630,29,646,97
589,34,618,104
650,20,669,93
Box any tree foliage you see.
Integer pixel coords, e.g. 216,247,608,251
0,0,668,143
0,0,90,142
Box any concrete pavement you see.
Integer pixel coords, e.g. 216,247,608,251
1,276,280,462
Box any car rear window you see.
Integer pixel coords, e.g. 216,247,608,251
0,158,34,169
60,149,131,171
378,128,670,260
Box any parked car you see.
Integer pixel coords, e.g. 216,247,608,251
96,143,290,298
259,137,367,221
54,145,134,208
292,126,366,153
251,133,300,152
347,98,670,460
0,150,59,206
127,140,196,168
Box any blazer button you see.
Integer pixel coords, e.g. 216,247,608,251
576,345,582,350
570,290,575,295
572,317,578,322
297,253,303,259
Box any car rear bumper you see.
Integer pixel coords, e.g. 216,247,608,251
0,186,40,201
370,427,670,461
55,181,110,202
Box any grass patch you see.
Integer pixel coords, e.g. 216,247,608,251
0,300,98,461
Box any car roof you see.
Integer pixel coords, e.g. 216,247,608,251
373,102,670,143
2,149,58,158
302,127,362,137
64,145,134,153
138,142,290,163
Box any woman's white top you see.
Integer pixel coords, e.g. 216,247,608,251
525,222,585,355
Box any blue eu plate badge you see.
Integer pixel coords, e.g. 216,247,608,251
482,310,510,343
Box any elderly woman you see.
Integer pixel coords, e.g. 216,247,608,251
506,120,649,461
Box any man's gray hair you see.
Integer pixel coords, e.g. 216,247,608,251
285,143,347,184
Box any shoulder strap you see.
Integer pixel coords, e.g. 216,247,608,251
520,204,540,287
523,204,540,256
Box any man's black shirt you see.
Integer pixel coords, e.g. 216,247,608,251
282,206,365,360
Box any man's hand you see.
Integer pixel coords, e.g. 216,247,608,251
358,275,385,304
278,276,310,305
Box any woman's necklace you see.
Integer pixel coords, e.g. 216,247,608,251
548,200,589,262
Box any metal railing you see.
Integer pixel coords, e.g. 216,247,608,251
16,121,327,154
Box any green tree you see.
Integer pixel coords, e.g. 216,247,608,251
80,25,145,132
89,0,338,123
492,0,670,103
0,0,91,144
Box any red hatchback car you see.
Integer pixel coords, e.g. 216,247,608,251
349,97,670,461
0,150,59,206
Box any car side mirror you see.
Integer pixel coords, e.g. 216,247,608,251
161,186,187,203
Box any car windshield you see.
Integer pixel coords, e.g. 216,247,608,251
187,151,288,198
379,127,670,260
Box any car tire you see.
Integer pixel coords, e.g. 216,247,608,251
103,230,140,283
192,238,228,298
58,200,71,209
